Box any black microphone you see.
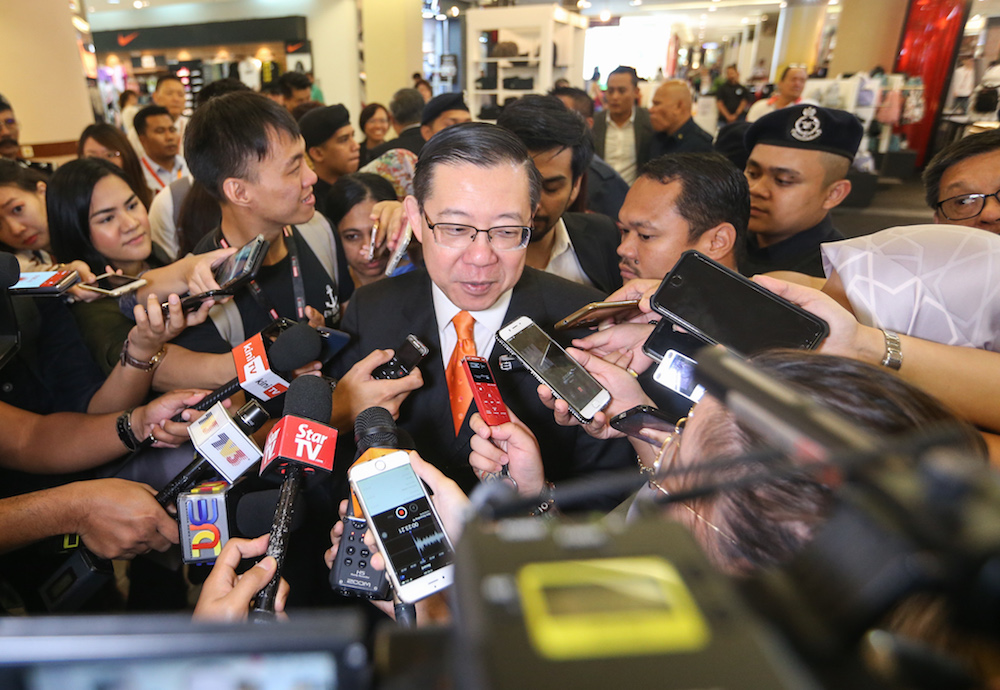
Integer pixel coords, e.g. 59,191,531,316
0,252,20,287
251,376,336,621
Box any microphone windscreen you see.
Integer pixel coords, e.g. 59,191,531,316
0,252,20,289
268,322,322,372
235,488,306,536
354,406,397,454
282,374,333,423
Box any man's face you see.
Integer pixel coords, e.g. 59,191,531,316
745,144,835,241
617,177,709,281
778,68,807,100
530,146,581,242
310,124,360,179
0,109,20,159
605,73,637,120
648,85,684,134
153,80,186,119
727,67,739,84
138,115,179,161
285,87,312,113
423,109,472,140
934,149,1000,233
239,130,317,227
405,161,530,311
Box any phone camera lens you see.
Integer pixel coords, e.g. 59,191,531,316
669,275,683,287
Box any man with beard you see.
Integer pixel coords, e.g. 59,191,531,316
497,95,622,293
0,97,53,175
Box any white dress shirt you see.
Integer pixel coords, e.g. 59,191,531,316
432,282,513,370
542,218,593,288
604,108,638,184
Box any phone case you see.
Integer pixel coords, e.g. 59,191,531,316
494,328,597,424
462,356,509,426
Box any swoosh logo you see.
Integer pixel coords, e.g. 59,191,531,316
286,42,304,53
117,31,140,46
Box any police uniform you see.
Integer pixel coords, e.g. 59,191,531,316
739,104,863,277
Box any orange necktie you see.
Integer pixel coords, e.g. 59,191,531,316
445,310,477,434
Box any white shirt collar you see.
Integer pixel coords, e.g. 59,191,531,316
431,281,514,368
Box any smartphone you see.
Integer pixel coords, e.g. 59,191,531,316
609,405,678,444
650,251,829,358
384,224,412,277
496,316,611,423
11,269,80,296
642,318,709,364
165,234,270,313
462,355,509,426
554,299,641,331
653,350,706,403
372,334,429,380
79,272,147,297
349,450,455,603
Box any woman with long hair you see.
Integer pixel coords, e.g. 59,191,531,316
77,122,154,209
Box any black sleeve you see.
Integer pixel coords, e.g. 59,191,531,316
169,318,232,355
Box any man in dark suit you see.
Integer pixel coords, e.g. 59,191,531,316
335,123,634,510
592,66,653,185
366,88,426,159
497,95,622,294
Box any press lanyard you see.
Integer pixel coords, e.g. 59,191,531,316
140,157,181,190
219,226,306,321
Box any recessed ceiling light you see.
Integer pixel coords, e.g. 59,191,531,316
599,9,611,21
132,0,142,8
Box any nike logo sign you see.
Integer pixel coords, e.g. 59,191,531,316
117,31,140,46
287,42,304,53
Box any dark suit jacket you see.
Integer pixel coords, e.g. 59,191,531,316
562,212,623,294
585,155,630,221
366,125,425,160
334,267,636,510
592,107,654,171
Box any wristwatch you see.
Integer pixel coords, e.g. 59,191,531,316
116,408,140,452
120,339,166,371
880,330,902,371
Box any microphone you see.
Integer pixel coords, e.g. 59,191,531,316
0,252,20,287
157,398,270,510
181,320,322,417
251,376,337,620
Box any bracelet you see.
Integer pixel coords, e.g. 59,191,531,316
116,408,140,452
880,329,902,371
530,481,557,517
120,338,166,371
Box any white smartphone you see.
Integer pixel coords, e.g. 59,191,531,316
653,350,706,403
496,316,611,423
79,272,147,297
348,450,455,604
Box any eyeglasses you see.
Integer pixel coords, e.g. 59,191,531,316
936,189,1000,221
642,416,739,546
422,210,531,251
88,151,122,161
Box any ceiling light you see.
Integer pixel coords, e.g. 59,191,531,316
629,0,642,5
435,13,446,20
709,6,716,11
449,6,459,16
740,17,749,24
422,10,434,18
132,0,142,7
599,9,611,21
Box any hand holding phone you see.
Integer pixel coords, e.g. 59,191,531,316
372,334,429,380
161,234,269,314
610,405,679,445
348,450,455,603
555,299,641,331
79,272,147,297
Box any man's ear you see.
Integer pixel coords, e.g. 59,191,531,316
35,181,46,198
403,195,424,243
420,124,433,142
822,179,852,210
306,145,322,164
695,222,736,262
222,177,252,208
568,173,583,207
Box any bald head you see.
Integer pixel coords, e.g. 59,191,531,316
649,80,693,135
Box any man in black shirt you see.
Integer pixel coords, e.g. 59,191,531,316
298,104,360,218
646,81,713,160
739,104,862,277
716,64,750,126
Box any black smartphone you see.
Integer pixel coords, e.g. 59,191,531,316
372,334,429,380
609,405,677,445
642,318,710,364
650,251,829,358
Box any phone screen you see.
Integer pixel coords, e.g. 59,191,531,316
95,274,140,291
652,252,828,356
653,350,706,402
214,238,263,288
503,322,605,413
355,464,453,586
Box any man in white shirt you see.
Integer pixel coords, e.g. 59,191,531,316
746,65,810,123
497,94,622,293
592,66,653,185
134,105,188,194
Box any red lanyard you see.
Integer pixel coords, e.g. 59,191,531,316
220,226,306,321
141,157,180,190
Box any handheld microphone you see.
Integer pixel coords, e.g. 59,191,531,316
251,376,336,620
157,398,270,510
